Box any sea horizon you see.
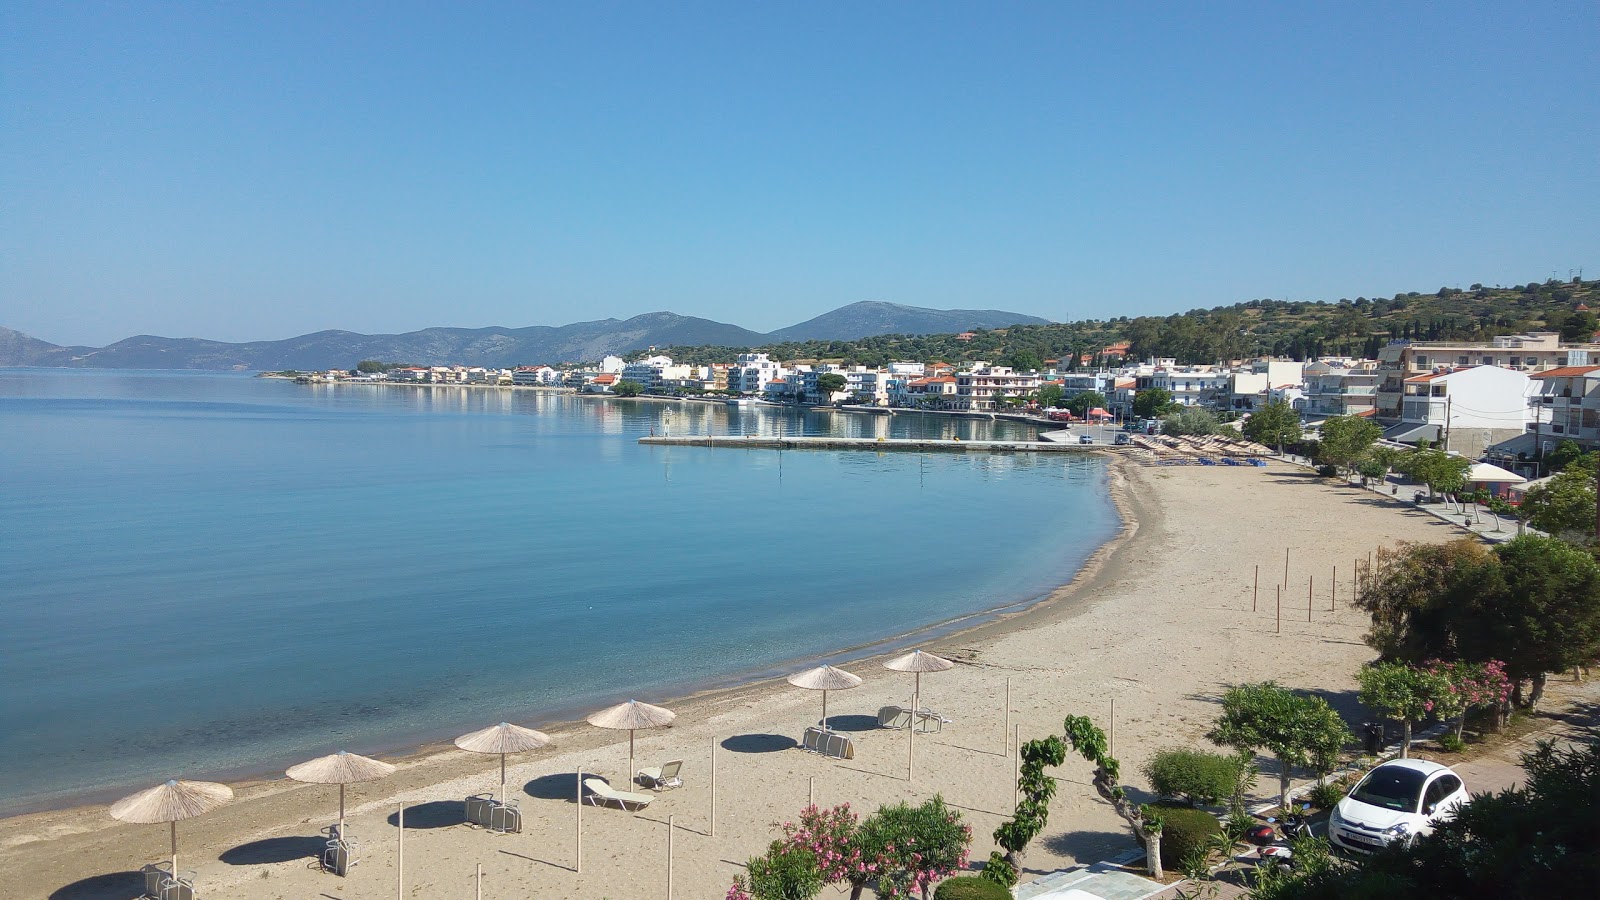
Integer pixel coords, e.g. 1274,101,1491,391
0,369,1119,816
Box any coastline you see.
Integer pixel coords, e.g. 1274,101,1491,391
0,457,1128,823
5,460,1449,899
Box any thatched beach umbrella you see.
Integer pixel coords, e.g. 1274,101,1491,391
286,750,396,837
586,700,675,790
787,664,863,732
455,722,552,804
883,648,954,715
109,779,233,877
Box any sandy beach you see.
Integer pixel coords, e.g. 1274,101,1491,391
3,459,1462,900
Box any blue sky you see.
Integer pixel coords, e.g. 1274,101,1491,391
3,1,1596,346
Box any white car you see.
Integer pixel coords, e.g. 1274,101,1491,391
1329,758,1469,854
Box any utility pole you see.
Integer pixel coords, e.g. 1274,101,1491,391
1442,394,1453,454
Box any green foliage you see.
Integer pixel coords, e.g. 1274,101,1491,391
1132,387,1177,419
1437,732,1466,753
1545,438,1584,473
1065,390,1107,417
815,372,847,395
855,796,972,899
1035,383,1065,408
1357,662,1450,729
1305,779,1348,810
1518,468,1597,542
1143,748,1244,806
1161,406,1220,436
977,855,1017,888
1207,682,1352,808
1003,350,1043,371
737,840,824,900
1152,804,1222,871
1242,399,1302,449
355,359,396,373
611,379,643,397
990,736,1067,875
933,876,1011,900
1246,740,1600,898
1316,464,1339,478
1479,535,1600,684
1315,415,1381,476
1356,540,1500,664
1397,447,1471,498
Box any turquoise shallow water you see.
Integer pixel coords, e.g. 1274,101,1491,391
0,370,1117,814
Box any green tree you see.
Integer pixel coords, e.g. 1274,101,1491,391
1066,390,1107,418
1160,406,1219,436
815,372,848,398
1518,468,1597,542
1356,540,1501,664
1471,535,1600,710
1246,740,1600,899
611,379,643,397
1035,383,1065,409
1356,662,1450,758
852,797,971,900
356,359,390,374
1398,446,1471,500
1003,350,1043,372
1315,415,1382,478
1207,683,1352,811
1545,438,1584,473
1132,387,1178,419
1242,399,1302,452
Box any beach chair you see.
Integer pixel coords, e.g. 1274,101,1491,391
321,831,357,876
637,759,684,791
583,777,654,811
465,793,495,827
877,705,913,729
913,709,951,733
801,726,826,752
140,863,174,900
157,877,197,900
822,731,855,759
486,799,521,834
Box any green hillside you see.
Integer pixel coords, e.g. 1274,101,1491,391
660,279,1600,369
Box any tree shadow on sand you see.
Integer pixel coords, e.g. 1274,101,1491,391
220,835,326,865
48,871,144,900
721,733,798,754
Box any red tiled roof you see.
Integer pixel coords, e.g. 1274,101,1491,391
593,374,618,384
1534,365,1600,379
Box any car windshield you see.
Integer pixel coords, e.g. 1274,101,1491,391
1349,766,1427,812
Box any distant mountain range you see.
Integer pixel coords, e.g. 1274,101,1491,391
0,302,1051,370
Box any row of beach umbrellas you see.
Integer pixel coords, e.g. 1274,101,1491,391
107,648,953,875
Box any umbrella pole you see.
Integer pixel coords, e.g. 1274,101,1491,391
822,690,828,732
500,753,507,806
339,784,346,838
630,730,636,790
171,820,178,877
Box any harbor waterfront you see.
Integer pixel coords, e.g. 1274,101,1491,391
0,369,1119,816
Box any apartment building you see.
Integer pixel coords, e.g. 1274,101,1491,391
1296,360,1380,418
1374,333,1600,420
1384,364,1532,456
953,366,1041,410
1527,364,1600,452
728,353,786,394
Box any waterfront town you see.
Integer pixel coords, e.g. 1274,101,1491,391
298,328,1600,478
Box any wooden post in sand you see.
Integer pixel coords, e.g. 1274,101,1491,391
1253,565,1259,612
1110,698,1116,758
666,815,675,900
1276,585,1282,634
1308,576,1314,622
476,863,483,900
397,803,404,900
808,776,814,808
710,738,717,837
1332,565,1337,611
1284,547,1291,588
1013,725,1021,807
1003,677,1011,757
576,767,583,874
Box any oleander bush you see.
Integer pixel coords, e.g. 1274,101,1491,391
1143,747,1244,807
933,875,1011,900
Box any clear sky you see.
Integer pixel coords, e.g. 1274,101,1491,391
3,2,1596,347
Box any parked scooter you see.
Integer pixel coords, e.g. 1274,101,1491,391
1246,803,1314,871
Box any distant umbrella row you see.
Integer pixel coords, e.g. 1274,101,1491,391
107,648,954,887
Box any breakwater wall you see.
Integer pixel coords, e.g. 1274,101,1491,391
638,435,1115,453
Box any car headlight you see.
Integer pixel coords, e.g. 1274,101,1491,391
1384,822,1412,837
1329,807,1343,827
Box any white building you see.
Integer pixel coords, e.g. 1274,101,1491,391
1297,360,1381,419
953,366,1041,410
512,365,560,386
1385,364,1533,456
599,356,625,374
621,355,677,391
1374,332,1600,421
728,353,787,394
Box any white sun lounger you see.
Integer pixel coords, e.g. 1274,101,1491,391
637,759,683,791
877,706,914,729
583,777,654,811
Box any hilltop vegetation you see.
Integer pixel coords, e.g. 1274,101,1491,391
661,279,1600,368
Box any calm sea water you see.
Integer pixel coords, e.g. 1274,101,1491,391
0,370,1117,814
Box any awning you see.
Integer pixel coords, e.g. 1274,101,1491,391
1382,422,1441,443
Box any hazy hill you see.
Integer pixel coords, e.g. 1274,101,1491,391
0,302,1048,370
767,301,1051,341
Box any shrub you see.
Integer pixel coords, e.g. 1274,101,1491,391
933,875,1011,900
1305,780,1348,809
1143,748,1243,806
1154,804,1223,870
1438,732,1466,753
977,854,1016,888
1316,464,1339,478
731,840,823,900
855,796,972,899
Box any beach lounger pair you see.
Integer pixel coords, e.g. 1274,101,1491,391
801,726,855,759
140,864,197,900
465,793,522,833
877,705,951,733
637,759,683,791
583,777,654,811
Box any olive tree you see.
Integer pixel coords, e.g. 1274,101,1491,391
1207,682,1352,810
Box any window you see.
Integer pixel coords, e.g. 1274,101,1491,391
1458,356,1470,365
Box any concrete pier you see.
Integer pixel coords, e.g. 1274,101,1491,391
637,435,1113,453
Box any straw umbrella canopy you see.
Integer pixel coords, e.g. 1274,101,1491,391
455,722,552,804
883,648,955,714
109,779,233,876
286,750,396,837
787,664,863,732
586,700,675,790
